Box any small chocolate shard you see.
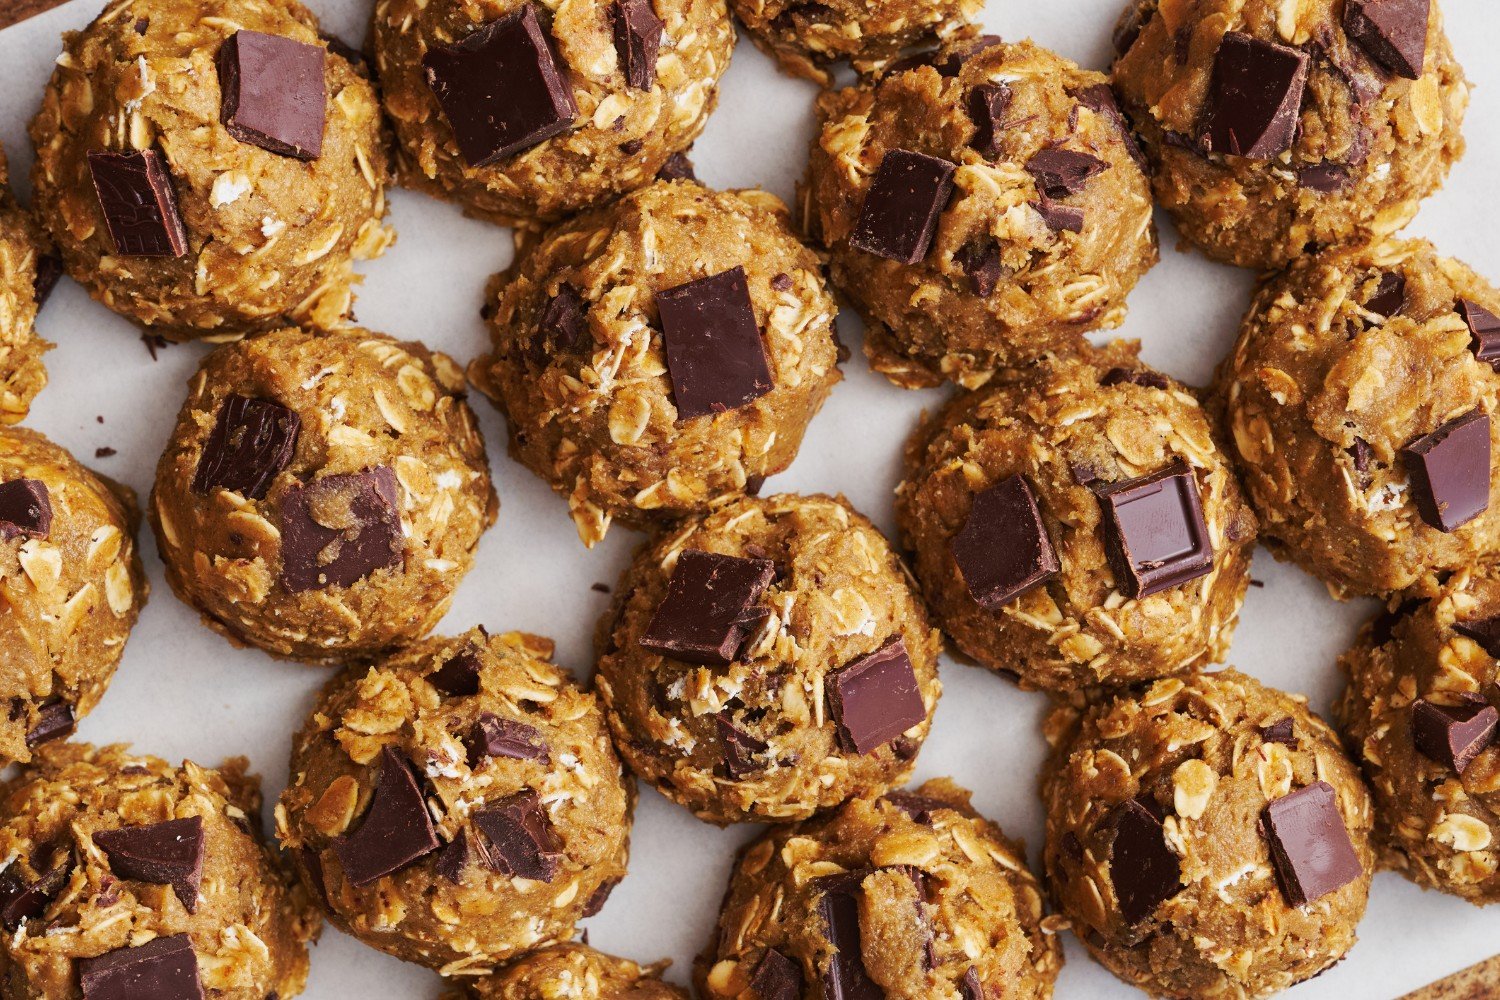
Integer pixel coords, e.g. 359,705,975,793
960,968,984,1000
218,30,327,159
433,831,491,884
884,790,952,825
582,875,619,917
0,479,52,541
955,238,1003,297
333,747,441,887
24,701,74,748
638,549,776,666
473,790,563,882
1092,460,1214,599
79,934,203,1000
1458,300,1500,370
94,817,205,913
1261,718,1296,746
1074,83,1146,168
611,0,663,91
191,395,301,499
848,149,956,265
278,466,404,592
1202,33,1310,160
535,284,590,357
1101,367,1170,390
1344,0,1429,79
1412,699,1499,774
1261,781,1364,907
87,149,188,258
465,714,550,767
657,267,773,420
1455,615,1500,658
0,846,73,930
656,150,696,182
1108,798,1181,924
932,34,1003,75
816,872,882,1000
1025,148,1109,198
1401,411,1491,533
966,82,1012,159
950,474,1060,609
750,948,803,1000
1031,197,1085,233
715,714,768,779
32,255,63,310
1298,162,1351,192
1364,271,1406,319
827,638,926,755
428,646,483,697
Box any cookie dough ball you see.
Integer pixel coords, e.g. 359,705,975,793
1043,669,1375,999
29,0,393,340
2,427,147,766
596,493,942,825
1215,237,1500,598
471,181,842,547
695,779,1062,1000
803,34,1158,389
1112,0,1467,270
897,343,1256,691
151,326,495,663
467,944,685,999
277,629,633,971
374,0,733,226
0,742,317,999
732,0,978,83
0,144,51,425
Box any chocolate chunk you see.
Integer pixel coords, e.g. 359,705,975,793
86,149,188,257
1092,460,1214,599
611,0,663,91
1101,367,1170,390
421,4,579,167
191,395,300,499
960,968,984,1000
1202,33,1310,160
94,817,204,913
638,549,776,665
582,875,619,916
278,466,404,592
656,150,696,182
1025,149,1109,198
428,646,483,697
750,948,803,1000
25,700,74,748
1108,798,1181,924
32,255,63,310
967,82,1012,159
1365,272,1406,318
536,284,590,356
218,31,326,159
465,714,550,767
1459,300,1500,370
885,790,952,825
955,238,1003,297
0,846,73,930
1074,83,1146,168
1261,717,1297,745
1455,615,1500,657
473,790,563,882
848,149,956,265
1401,410,1491,532
1298,162,1351,192
333,747,440,887
433,830,487,884
715,714,768,779
1412,699,1499,774
827,638,926,755
950,474,1060,609
816,872,882,1000
0,479,52,540
933,34,1003,75
79,934,203,1000
322,33,368,73
1261,781,1364,906
1344,0,1429,79
1031,197,1085,233
657,267,773,420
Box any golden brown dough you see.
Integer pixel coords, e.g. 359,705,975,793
0,144,50,425
467,944,685,999
731,0,979,83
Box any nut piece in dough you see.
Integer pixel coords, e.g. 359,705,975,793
0,742,318,999
1,426,148,766
470,180,843,547
897,342,1256,691
1111,0,1467,269
802,33,1158,389
1043,669,1375,999
694,779,1063,1000
596,493,942,825
1213,237,1500,598
151,326,496,664
466,944,686,999
29,0,394,340
277,629,634,972
0,143,52,425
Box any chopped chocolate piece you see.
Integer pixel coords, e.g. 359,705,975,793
333,747,440,887
955,238,1003,296
1092,460,1214,599
322,33,368,73
433,831,486,884
1074,83,1146,167
816,872,882,1000
1371,597,1422,645
94,817,205,912
421,4,579,167
1202,33,1310,160
715,713,768,779
1344,0,1429,79
0,847,73,930
428,646,483,697
1261,717,1296,745
465,714,550,767
1455,615,1500,657
536,284,590,356
1401,411,1491,532
638,549,776,665
95,447,117,459
656,150,696,181
1108,797,1181,924
582,875,619,916
933,33,1002,75
884,790,952,825
1412,699,1499,774
473,790,563,882
218,31,326,159
191,395,301,499
959,968,984,1000
1298,162,1351,192
827,638,926,755
1459,300,1500,370
0,479,52,540
278,466,404,592
1261,781,1364,906
1101,367,1170,390
1364,271,1406,318
295,847,329,908
967,82,1012,159
24,700,74,748
750,948,803,1000
950,474,1060,609
657,267,773,420
86,149,188,258
1031,197,1085,233
770,272,793,292
32,255,62,310
79,934,203,1000
619,138,644,155
611,0,663,91
1348,437,1374,487
848,149,956,265
1026,148,1109,198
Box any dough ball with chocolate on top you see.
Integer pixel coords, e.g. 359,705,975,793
0,142,53,426
150,326,495,664
465,944,685,999
277,629,634,971
596,493,941,826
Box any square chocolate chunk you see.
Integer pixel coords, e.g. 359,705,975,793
1401,410,1491,532
1091,460,1214,599
638,549,776,665
1344,0,1430,79
827,638,926,755
218,30,327,159
87,149,189,258
1261,781,1364,907
848,149,956,265
1202,33,1309,160
79,934,203,1000
473,790,563,882
191,394,300,499
950,474,1060,609
278,466,404,592
657,267,773,421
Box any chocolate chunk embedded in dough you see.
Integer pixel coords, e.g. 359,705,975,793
86,149,189,258
750,949,803,1000
611,0,664,91
78,934,203,1000
1092,461,1214,599
466,714,551,767
24,701,73,748
1108,797,1181,925
1454,615,1500,657
473,789,563,882
1202,33,1309,160
191,395,300,499
1261,781,1363,907
1459,300,1500,369
638,549,776,665
827,638,926,755
967,82,1012,159
278,466,404,592
1344,0,1430,79
657,267,773,420
1401,410,1491,532
94,817,205,912
1411,699,1499,774
816,871,883,1000
218,31,327,159
334,746,440,887
950,474,1060,609
0,479,52,540
1025,148,1109,198
849,149,956,265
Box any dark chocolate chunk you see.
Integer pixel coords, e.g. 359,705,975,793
95,448,117,459
933,34,1003,75
1202,33,1310,160
24,700,74,748
421,4,579,167
0,479,52,541
1298,162,1351,192
433,831,487,884
1108,798,1181,924
86,149,188,257
657,267,773,420
79,934,203,1000
950,474,1060,609
191,395,300,499
473,790,563,882
1025,149,1109,198
94,817,205,913
749,948,802,1000
960,968,984,1000
848,149,956,265
1261,717,1296,746
32,255,63,310
278,466,404,592
1031,197,1085,233
611,0,663,91
1412,699,1499,774
0,846,73,930
1401,410,1491,532
1459,300,1500,370
1372,597,1422,646
536,284,590,356
428,646,483,697
638,549,776,665
333,747,440,887
322,33,368,73
1101,367,1170,390
656,150,696,182
1348,436,1374,488
218,31,326,159
295,847,330,908
1344,0,1429,79
1365,272,1406,318
1261,781,1364,906
1074,83,1146,168
827,638,926,755
465,714,550,767
967,82,1012,159
884,790,952,825
816,872,882,1000
715,713,768,779
582,875,619,916
1091,460,1214,599
955,238,1003,297
1455,615,1500,657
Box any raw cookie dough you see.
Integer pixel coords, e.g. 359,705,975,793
373,0,733,225
1,426,147,767
1335,562,1500,904
466,944,685,999
151,325,495,664
0,144,51,425
470,180,842,547
29,0,394,341
596,493,942,825
1214,237,1500,598
1111,0,1467,270
1042,669,1375,999
896,342,1256,692
731,0,978,83
0,742,318,1000
802,33,1158,389
276,629,633,974
694,779,1063,1000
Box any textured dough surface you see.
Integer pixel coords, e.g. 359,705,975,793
731,0,978,83
467,944,685,999
0,144,50,425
